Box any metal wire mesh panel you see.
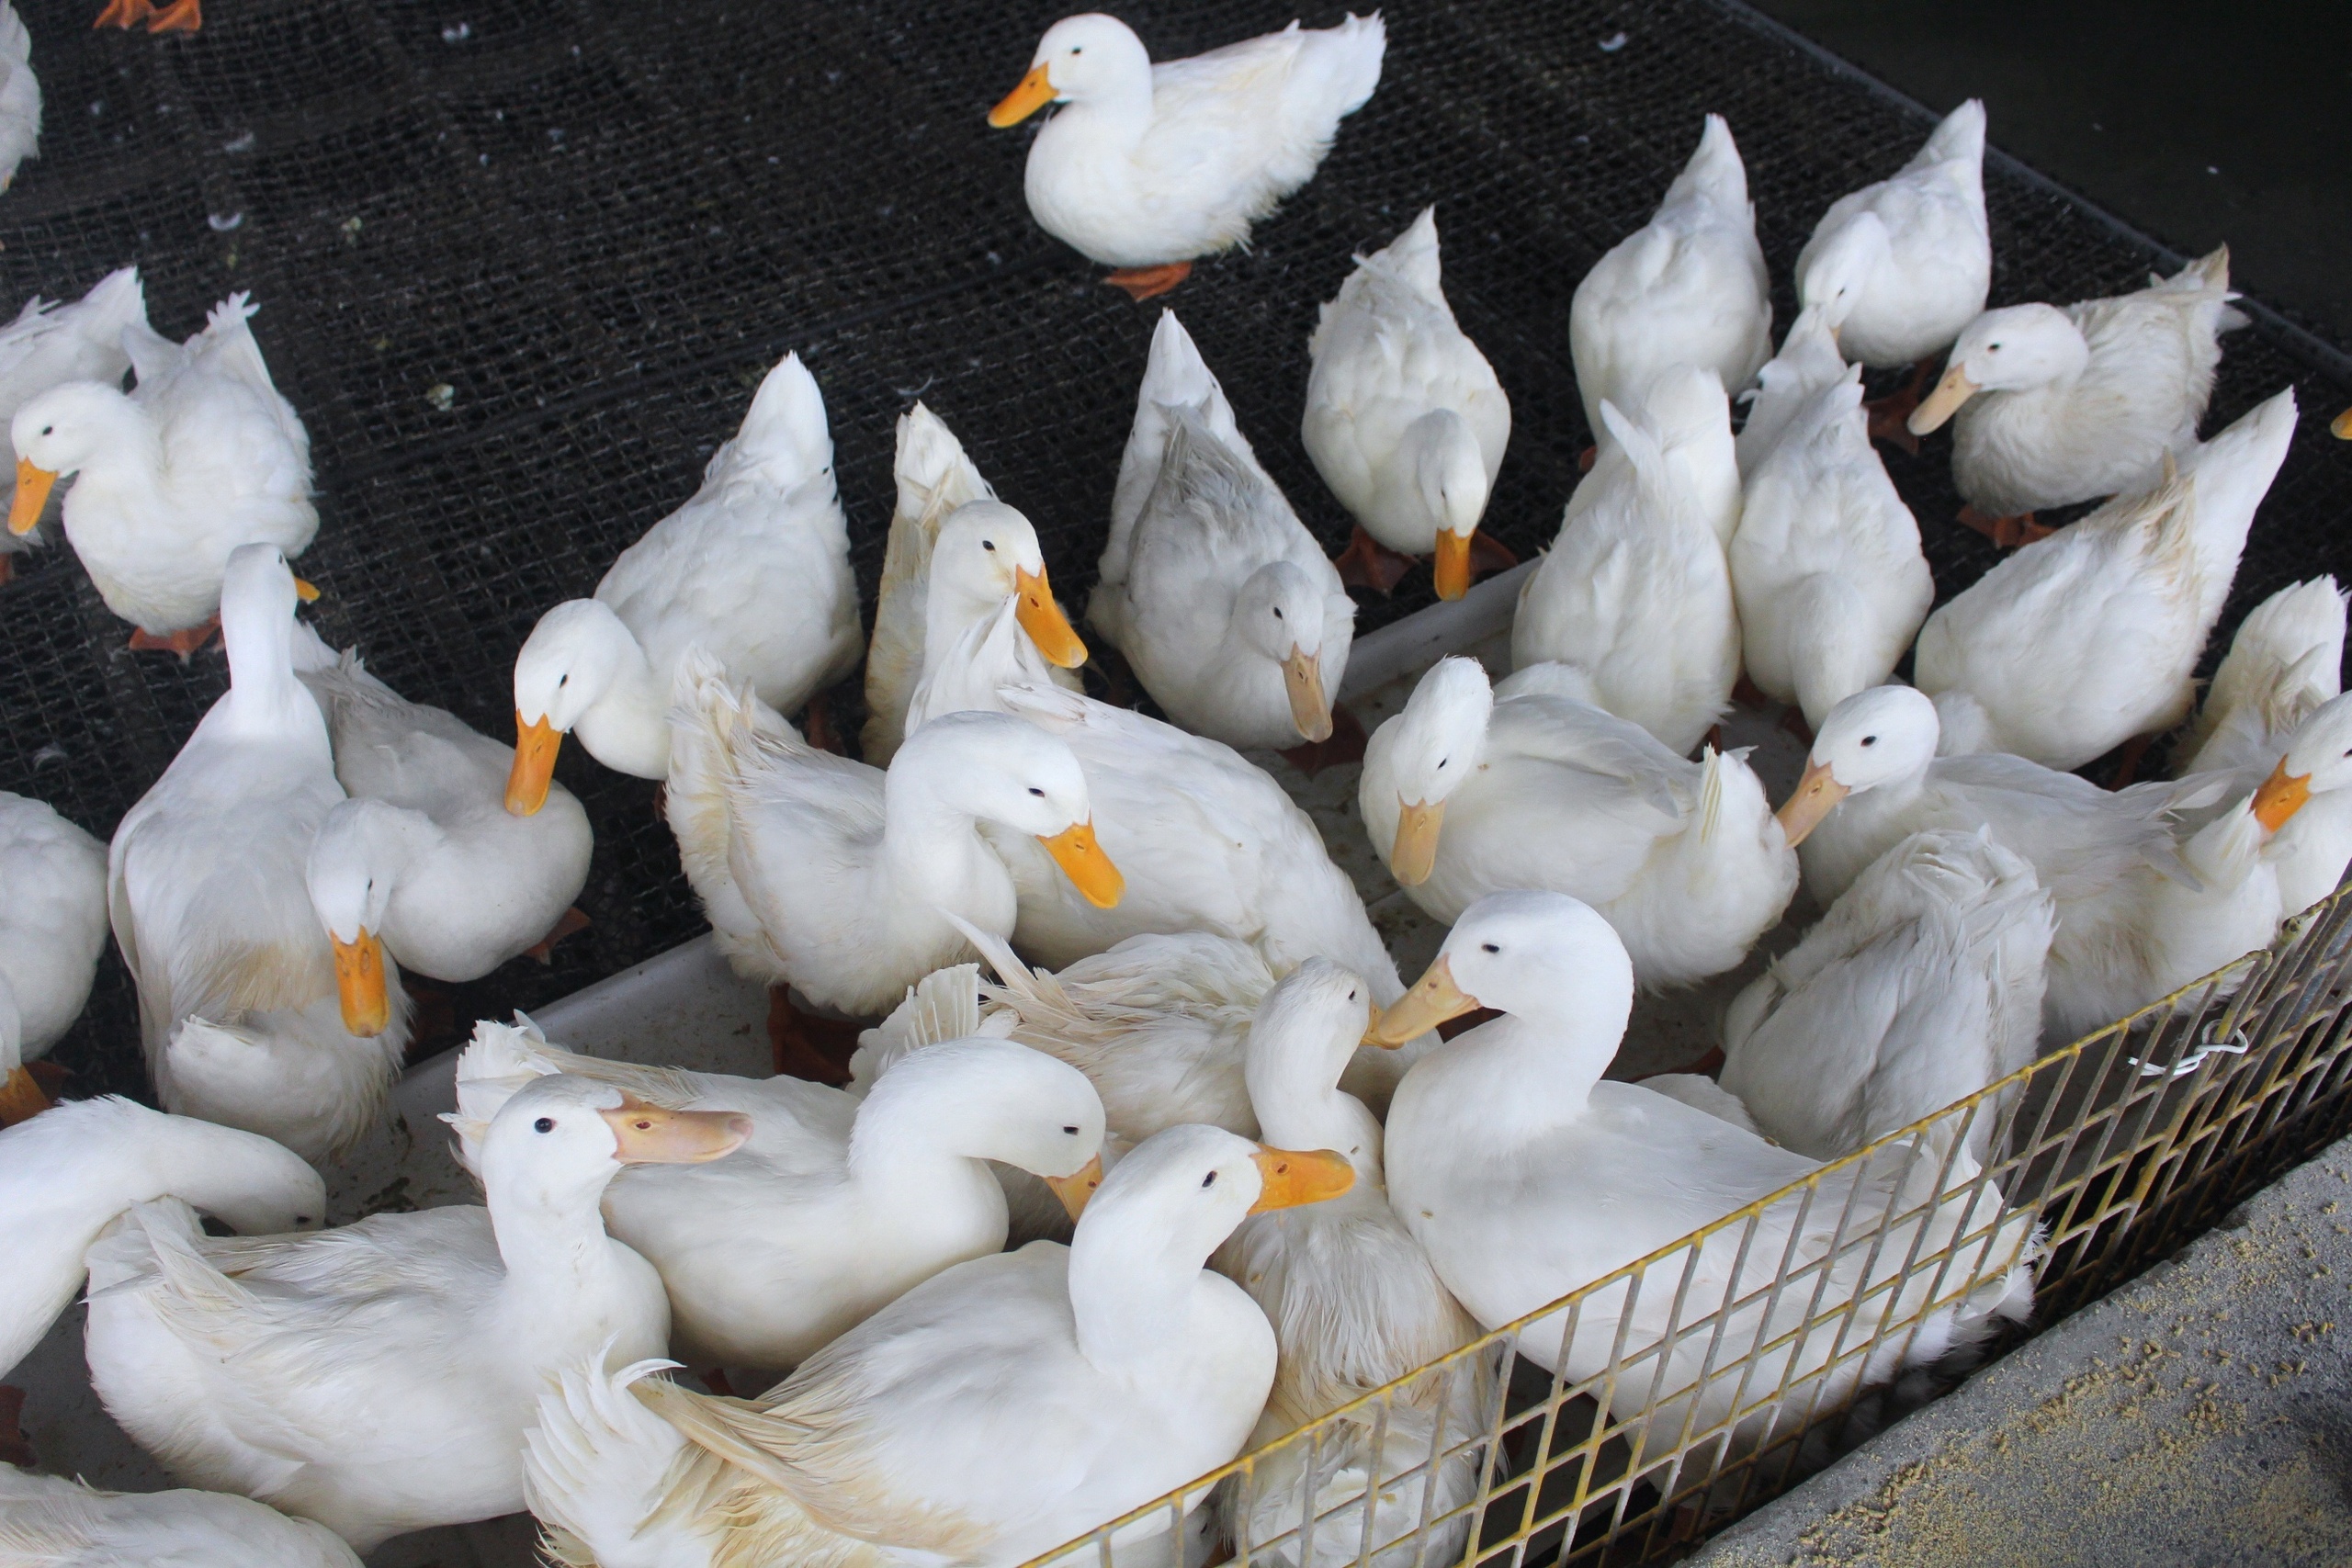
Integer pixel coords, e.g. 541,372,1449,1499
1036,886,2352,1568
3,0,2348,1114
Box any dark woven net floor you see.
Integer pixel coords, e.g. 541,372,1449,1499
7,0,2349,1100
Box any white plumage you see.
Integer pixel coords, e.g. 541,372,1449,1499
0,267,147,561
0,1465,360,1568
1091,311,1353,749
1001,13,1384,271
11,294,314,640
509,351,859,785
1917,389,2297,768
1729,364,1934,730
1568,115,1770,443
0,791,106,1066
0,4,39,194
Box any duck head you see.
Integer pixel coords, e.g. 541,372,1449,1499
1796,210,1888,340
897,710,1124,908
481,1074,750,1208
1233,559,1337,743
989,14,1154,128
305,798,436,1037
1909,304,2088,434
9,382,139,536
1242,958,1381,1156
1777,684,1941,847
1407,410,1492,600
2255,691,2352,832
854,1034,1109,1219
508,598,657,814
1369,889,1634,1054
1369,657,1493,886
930,501,1086,669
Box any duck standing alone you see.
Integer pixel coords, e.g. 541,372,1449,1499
989,12,1385,300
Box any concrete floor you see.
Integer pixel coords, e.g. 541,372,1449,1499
1690,1135,2352,1567
1750,1,2352,341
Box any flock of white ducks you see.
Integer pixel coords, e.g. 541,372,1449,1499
0,7,2344,1567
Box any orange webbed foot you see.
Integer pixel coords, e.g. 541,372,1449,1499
93,0,153,28
1102,262,1192,302
146,0,199,29
1332,524,1415,596
127,616,220,659
0,1066,51,1127
522,906,592,964
766,987,863,1086
1278,703,1369,776
1956,505,2053,550
1864,360,1934,455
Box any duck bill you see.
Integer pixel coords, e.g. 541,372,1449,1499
8,459,55,536
2333,406,2352,441
0,1065,51,1126
2253,758,2312,833
1775,760,1850,848
988,62,1057,128
1015,567,1088,668
331,928,390,1039
1038,818,1124,908
1250,1145,1356,1213
505,712,561,817
1283,648,1333,743
1389,797,1445,886
1906,366,1979,435
1045,1152,1105,1220
293,577,321,603
601,1092,753,1165
1366,954,1480,1046
1432,528,1475,602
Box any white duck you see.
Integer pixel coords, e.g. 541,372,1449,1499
0,1095,321,1380
988,12,1385,300
1377,892,2037,1476
1733,303,1848,479
1090,311,1353,749
2189,693,2352,919
861,407,1084,763
0,265,148,573
664,652,1120,1026
1510,367,1742,755
1793,100,1989,375
2178,576,2346,777
445,1013,1104,1373
0,5,36,194
1720,828,2053,1161
1729,364,1934,731
899,501,1089,740
523,1122,1353,1568
1777,685,2299,1043
107,545,410,1163
1210,961,1488,1568
0,791,107,1097
10,294,314,655
506,350,859,810
1362,658,1794,988
1916,389,2297,770
84,1075,748,1552
982,682,1412,1032
1568,115,1770,445
1303,206,1513,600
1908,246,2245,534
298,641,592,985
0,1467,362,1568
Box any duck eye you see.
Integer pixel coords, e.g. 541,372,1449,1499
982,539,996,552
1028,786,1046,797
1200,1169,1216,1189
39,424,50,436
1437,758,1449,768
1481,942,1499,953
533,1117,555,1134
1272,607,1283,620
1062,1124,1080,1134
557,673,569,688
1070,44,1082,53
1986,343,2001,353
1860,735,1877,747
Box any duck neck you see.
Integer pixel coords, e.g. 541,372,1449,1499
133,1115,306,1220
1437,1001,1627,1142
844,1079,1006,1220
1055,52,1156,147
880,762,1018,938
1248,1057,1385,1183
921,575,1013,684
1068,1213,1209,1376
482,1154,640,1319
219,595,332,761
63,392,163,499
575,644,671,779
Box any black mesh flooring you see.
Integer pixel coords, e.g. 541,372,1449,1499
6,0,2350,1101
